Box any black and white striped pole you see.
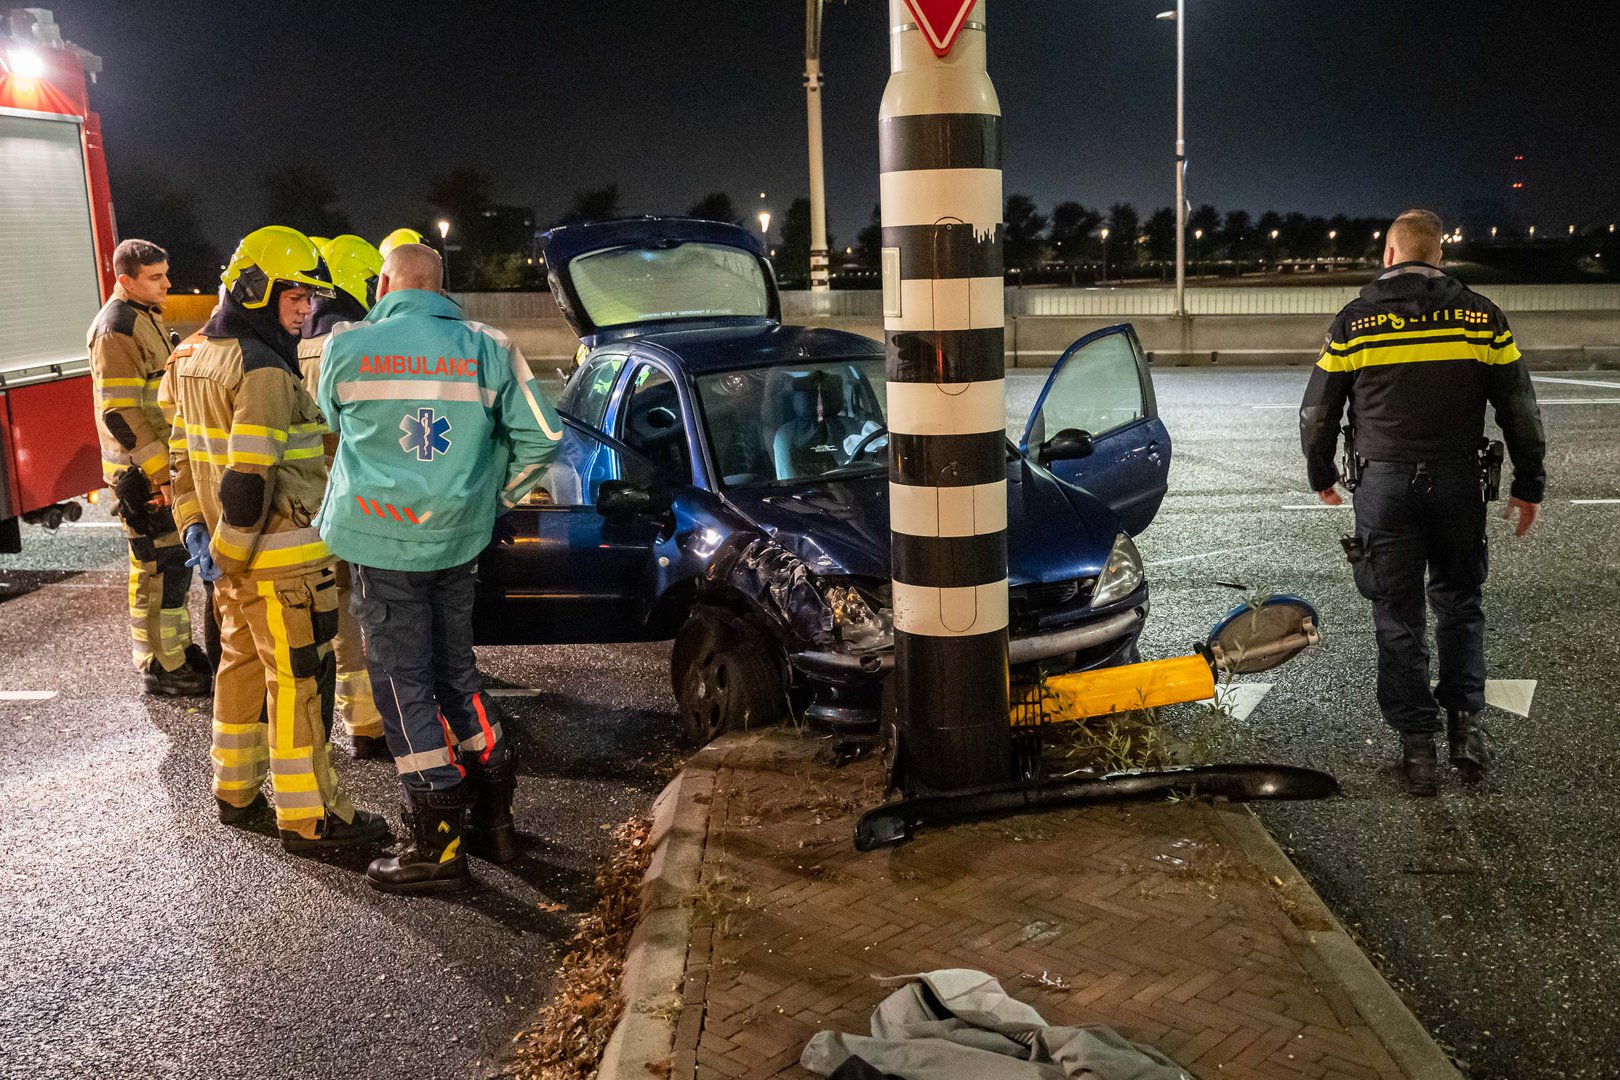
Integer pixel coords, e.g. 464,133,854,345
881,0,1010,792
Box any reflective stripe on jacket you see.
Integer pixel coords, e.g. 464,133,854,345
88,286,172,484
162,334,333,579
315,289,562,572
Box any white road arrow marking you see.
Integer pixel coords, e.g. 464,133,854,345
1196,682,1273,722
1485,679,1537,718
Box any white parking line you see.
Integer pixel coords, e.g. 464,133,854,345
1533,376,1620,390
1145,542,1274,567
0,690,57,701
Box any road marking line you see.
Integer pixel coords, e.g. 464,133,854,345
1485,679,1536,718
1196,683,1272,723
1537,398,1620,405
1570,499,1620,505
0,690,57,701
1281,504,1351,510
1533,375,1620,390
1145,542,1273,567
62,521,123,529
1248,404,1297,410
487,688,542,698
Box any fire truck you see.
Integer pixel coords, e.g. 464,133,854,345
0,7,114,551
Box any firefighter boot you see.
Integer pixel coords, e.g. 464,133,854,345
217,792,268,825
464,761,519,863
143,656,213,697
1399,733,1438,797
351,735,393,762
279,808,391,854
1447,710,1491,782
366,787,471,894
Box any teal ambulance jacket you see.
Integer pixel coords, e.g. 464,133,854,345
315,289,563,572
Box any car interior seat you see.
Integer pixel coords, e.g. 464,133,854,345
771,372,865,480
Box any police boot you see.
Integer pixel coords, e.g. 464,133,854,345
1399,733,1438,797
280,808,391,853
366,787,472,895
143,657,212,697
351,735,394,762
464,761,519,863
1447,710,1491,782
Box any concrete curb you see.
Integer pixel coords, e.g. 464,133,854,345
1203,804,1465,1080
599,737,1462,1080
597,740,729,1080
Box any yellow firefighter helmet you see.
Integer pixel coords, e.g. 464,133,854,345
319,234,384,310
220,226,335,310
378,227,425,258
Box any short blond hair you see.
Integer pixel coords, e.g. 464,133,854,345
1387,209,1444,265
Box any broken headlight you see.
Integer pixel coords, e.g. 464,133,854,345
1090,532,1144,608
821,580,893,653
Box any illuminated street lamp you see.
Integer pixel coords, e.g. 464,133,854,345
1491,226,1499,238
1529,225,1537,237
758,210,772,245
1193,228,1204,279
1100,227,1111,284
436,219,452,289
1327,228,1337,263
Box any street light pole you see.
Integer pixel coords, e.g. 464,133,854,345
805,0,831,291
436,219,451,290
1157,2,1186,316
1100,227,1110,284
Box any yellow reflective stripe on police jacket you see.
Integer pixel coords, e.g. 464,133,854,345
1317,331,1520,373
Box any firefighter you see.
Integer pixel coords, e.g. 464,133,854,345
1300,209,1546,795
297,235,389,761
88,239,210,695
165,225,388,850
316,243,562,893
377,227,423,258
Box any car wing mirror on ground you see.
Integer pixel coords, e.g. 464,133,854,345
596,478,674,518
1039,428,1094,466
1205,594,1322,674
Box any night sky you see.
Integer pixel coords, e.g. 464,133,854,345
60,0,1620,250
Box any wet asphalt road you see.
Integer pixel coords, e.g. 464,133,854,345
4,366,1617,1078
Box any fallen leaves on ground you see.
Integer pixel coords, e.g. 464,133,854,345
505,816,654,1079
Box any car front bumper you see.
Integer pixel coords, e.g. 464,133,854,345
790,600,1149,687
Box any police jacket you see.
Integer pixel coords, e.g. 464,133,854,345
88,286,172,485
315,289,562,573
1299,262,1546,503
162,299,333,580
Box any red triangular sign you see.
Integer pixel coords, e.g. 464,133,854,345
903,0,978,57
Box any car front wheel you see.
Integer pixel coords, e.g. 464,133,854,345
671,608,788,746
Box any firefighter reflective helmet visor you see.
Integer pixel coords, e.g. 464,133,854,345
320,234,384,310
378,227,424,258
220,226,337,310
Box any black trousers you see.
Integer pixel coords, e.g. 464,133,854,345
1351,461,1488,735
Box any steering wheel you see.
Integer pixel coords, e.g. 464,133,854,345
847,425,889,462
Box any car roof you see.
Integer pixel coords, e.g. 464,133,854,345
632,322,884,376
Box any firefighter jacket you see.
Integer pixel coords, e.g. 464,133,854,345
88,286,172,485
315,288,563,573
1300,262,1546,503
163,328,333,581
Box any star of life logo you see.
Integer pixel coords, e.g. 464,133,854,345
400,407,453,461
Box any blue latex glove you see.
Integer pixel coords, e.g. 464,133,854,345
183,524,222,583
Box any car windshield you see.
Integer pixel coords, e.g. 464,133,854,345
569,242,769,329
696,359,890,488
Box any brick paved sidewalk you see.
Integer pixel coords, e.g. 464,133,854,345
647,730,1457,1080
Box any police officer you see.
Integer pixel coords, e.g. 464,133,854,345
316,243,562,893
1300,209,1546,795
297,235,389,761
88,239,209,695
165,226,387,850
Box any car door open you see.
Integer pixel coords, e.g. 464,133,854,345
1020,324,1172,536
473,416,668,645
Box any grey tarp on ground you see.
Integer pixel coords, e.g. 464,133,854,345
801,969,1191,1080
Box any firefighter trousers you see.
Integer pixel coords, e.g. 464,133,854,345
123,521,193,672
211,564,360,838
332,560,384,739
350,559,511,794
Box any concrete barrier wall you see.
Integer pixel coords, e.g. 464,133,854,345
402,287,1620,370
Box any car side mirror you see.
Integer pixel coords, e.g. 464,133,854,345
596,478,673,518
1039,428,1095,465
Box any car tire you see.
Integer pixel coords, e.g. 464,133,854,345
672,609,787,746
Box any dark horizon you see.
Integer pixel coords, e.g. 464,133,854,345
60,0,1620,252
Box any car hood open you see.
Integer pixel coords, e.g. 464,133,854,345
722,457,1121,586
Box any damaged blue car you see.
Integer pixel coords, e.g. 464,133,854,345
472,218,1172,744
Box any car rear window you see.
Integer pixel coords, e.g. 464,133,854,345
570,242,769,329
